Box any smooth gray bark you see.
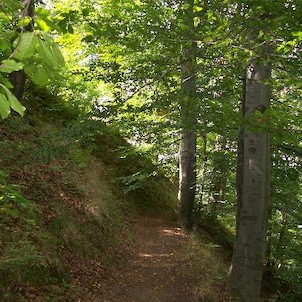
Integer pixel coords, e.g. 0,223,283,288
229,61,271,302
178,0,197,229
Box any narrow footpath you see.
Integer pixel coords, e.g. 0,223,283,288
97,216,199,302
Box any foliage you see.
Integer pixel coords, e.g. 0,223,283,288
44,0,302,297
0,169,65,300
0,0,301,300
185,230,233,302
0,111,179,300
0,0,65,118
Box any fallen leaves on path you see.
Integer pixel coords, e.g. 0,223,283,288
83,215,199,302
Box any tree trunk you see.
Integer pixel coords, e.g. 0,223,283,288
197,133,207,208
10,0,34,99
210,136,229,216
179,127,197,229
178,0,198,230
229,61,271,302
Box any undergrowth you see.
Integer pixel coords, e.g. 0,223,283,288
0,170,65,301
0,115,176,301
185,230,233,302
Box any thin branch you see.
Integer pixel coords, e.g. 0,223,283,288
121,60,182,102
21,0,34,31
0,0,32,69
279,144,302,157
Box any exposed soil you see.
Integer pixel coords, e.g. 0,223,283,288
92,215,199,302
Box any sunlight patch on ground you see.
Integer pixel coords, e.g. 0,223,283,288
161,228,187,237
139,253,174,258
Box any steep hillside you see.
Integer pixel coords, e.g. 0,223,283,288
0,116,177,301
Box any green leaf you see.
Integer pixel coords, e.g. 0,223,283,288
17,16,32,28
7,92,26,116
31,65,50,85
24,62,56,85
3,0,22,11
1,84,26,116
0,59,24,73
50,43,65,66
292,31,302,37
36,39,60,69
13,32,38,60
0,93,10,119
35,6,51,17
36,35,64,68
35,8,60,32
194,6,203,13
292,31,302,41
0,74,13,89
0,33,13,52
35,18,51,31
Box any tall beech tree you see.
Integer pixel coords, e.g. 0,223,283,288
228,1,302,299
178,0,198,229
227,4,273,300
229,57,271,302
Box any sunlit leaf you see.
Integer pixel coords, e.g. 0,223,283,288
31,65,50,85
36,39,62,69
1,84,26,116
0,59,24,73
0,93,10,119
13,32,38,60
35,6,51,17
35,18,51,31
17,16,31,28
3,0,22,11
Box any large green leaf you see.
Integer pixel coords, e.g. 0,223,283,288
3,0,22,11
6,91,26,116
36,39,60,69
37,34,65,67
24,61,58,86
0,93,10,119
0,74,13,89
31,65,50,85
35,6,51,17
0,34,13,52
35,7,61,31
0,59,24,73
1,84,26,116
35,18,51,32
50,43,65,66
13,32,38,60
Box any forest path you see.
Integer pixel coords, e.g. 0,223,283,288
96,215,199,302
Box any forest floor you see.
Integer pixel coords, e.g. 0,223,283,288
0,118,231,302
84,215,199,302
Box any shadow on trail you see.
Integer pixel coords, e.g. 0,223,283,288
99,216,198,302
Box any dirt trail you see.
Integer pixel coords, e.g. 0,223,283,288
98,216,199,302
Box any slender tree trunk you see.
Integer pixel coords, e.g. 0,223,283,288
10,0,34,99
197,133,207,208
178,0,198,229
210,136,229,216
229,61,271,302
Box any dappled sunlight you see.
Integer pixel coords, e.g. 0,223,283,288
139,253,174,258
161,228,187,237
